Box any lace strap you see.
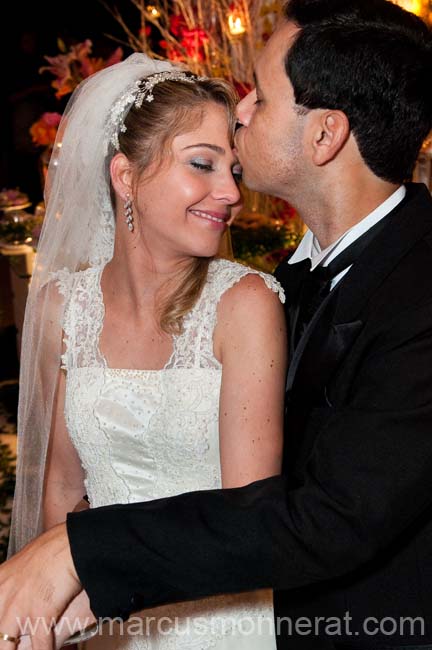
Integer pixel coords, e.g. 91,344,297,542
206,259,286,306
168,259,285,370
48,269,73,371
51,267,105,370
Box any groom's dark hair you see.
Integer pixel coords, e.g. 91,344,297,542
282,0,432,183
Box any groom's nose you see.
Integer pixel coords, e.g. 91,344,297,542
236,89,257,127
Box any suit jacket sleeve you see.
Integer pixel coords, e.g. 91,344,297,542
67,298,432,621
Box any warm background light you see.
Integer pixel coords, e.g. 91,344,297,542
393,0,422,13
392,0,430,19
146,5,161,18
228,14,246,36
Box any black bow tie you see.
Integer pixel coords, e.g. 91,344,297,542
290,215,390,349
293,262,332,347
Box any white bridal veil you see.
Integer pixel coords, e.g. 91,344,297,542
8,53,180,554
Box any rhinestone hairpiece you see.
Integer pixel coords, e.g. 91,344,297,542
106,71,207,151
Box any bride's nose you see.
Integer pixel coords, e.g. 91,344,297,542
212,173,242,206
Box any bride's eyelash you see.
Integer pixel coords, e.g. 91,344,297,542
190,159,242,182
190,161,213,172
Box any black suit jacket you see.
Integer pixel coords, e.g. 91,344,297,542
68,183,432,648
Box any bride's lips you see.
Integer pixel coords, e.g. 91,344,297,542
189,209,230,228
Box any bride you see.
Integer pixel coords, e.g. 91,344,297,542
9,53,287,649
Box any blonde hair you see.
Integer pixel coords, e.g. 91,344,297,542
118,76,238,334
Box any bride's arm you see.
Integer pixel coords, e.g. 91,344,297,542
42,357,95,647
43,367,86,530
52,501,96,648
215,274,287,489
51,499,96,648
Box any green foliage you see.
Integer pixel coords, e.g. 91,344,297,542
232,224,287,259
231,224,302,272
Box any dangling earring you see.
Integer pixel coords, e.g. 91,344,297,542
124,194,134,232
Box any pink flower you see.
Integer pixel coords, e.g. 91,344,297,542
41,112,62,127
29,112,62,146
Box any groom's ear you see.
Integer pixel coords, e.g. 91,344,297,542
110,153,133,198
309,110,350,166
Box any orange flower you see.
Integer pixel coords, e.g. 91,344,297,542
29,112,62,147
40,40,123,99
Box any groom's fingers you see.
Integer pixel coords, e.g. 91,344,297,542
31,628,55,650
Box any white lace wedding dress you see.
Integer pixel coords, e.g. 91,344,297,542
57,257,284,650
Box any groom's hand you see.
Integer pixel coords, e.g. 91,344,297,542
0,524,82,650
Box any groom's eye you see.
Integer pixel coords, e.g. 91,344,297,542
232,165,243,183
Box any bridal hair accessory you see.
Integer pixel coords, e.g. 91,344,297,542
135,70,206,104
107,70,208,151
0,631,19,644
124,194,134,232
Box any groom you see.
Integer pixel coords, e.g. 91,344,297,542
2,1,432,648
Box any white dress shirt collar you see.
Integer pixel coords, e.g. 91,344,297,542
289,185,407,271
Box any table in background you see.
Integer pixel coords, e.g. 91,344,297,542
0,244,35,356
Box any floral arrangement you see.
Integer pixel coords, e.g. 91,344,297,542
40,38,123,99
29,40,123,148
107,0,278,81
